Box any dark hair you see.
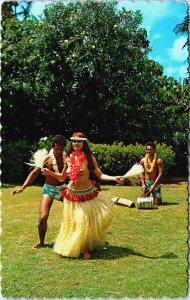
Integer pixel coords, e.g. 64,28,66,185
67,132,95,170
146,142,156,150
52,135,66,147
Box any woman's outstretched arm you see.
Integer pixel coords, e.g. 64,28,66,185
91,156,123,183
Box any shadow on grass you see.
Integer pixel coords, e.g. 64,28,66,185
42,243,178,261
161,202,179,206
43,243,54,248
100,187,110,191
91,245,178,260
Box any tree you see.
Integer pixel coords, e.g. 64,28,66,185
1,17,41,141
174,13,188,48
16,1,33,20
1,1,33,20
1,1,19,20
2,0,189,152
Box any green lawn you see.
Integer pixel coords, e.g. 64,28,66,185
1,182,188,298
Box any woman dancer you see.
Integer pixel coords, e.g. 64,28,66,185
42,132,122,259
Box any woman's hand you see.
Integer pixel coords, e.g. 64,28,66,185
41,168,51,176
116,176,125,185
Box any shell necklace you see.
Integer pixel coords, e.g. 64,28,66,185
49,148,66,173
144,153,157,173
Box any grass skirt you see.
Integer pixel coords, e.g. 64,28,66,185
54,192,113,257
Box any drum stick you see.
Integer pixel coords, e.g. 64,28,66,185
144,190,151,197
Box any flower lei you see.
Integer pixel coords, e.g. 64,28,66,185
144,153,157,173
68,150,86,183
49,149,66,173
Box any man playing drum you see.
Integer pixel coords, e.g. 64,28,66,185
140,142,164,205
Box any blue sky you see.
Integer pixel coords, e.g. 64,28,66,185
117,0,188,83
28,0,188,83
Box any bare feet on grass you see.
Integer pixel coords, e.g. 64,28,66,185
82,251,91,260
33,242,44,249
154,198,162,206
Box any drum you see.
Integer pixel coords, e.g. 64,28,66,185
137,197,154,209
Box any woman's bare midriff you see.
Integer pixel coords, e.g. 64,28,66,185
68,167,92,190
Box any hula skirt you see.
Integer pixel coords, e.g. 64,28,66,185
53,187,113,258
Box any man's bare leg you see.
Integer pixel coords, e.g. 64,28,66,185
33,195,54,249
154,197,162,206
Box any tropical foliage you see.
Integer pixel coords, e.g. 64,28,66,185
2,139,175,183
1,0,189,177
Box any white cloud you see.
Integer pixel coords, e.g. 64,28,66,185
167,36,188,62
164,63,188,80
31,1,53,17
152,33,162,40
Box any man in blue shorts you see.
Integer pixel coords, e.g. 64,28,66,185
140,142,164,205
12,135,66,248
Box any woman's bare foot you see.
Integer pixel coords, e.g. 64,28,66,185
82,251,91,260
33,242,44,249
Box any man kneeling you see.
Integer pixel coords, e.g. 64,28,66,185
140,142,164,205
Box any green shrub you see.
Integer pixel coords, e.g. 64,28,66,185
1,135,72,184
1,140,37,183
1,140,176,183
155,143,176,175
37,136,69,152
37,136,53,151
91,142,175,177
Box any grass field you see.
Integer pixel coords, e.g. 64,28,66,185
1,181,188,298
